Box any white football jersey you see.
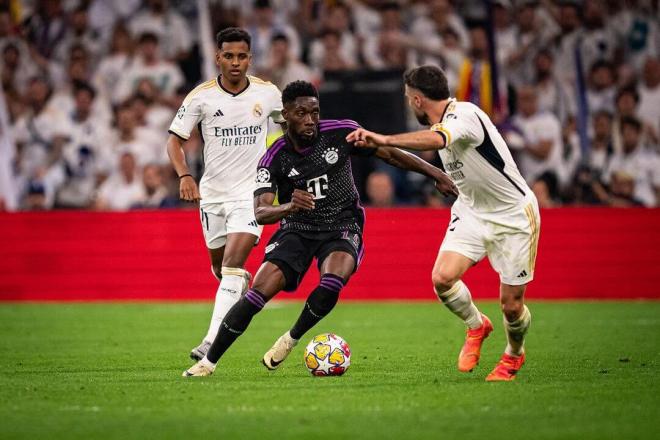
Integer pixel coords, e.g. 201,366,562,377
430,99,531,214
169,75,283,209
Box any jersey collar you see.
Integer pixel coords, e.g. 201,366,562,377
216,75,250,97
437,98,455,123
283,133,315,156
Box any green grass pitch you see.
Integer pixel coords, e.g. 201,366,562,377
0,301,658,440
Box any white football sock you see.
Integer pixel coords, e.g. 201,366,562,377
203,267,249,342
504,305,531,356
435,280,483,329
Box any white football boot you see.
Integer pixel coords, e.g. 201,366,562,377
182,360,215,377
262,331,298,370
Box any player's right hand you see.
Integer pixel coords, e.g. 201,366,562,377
288,189,315,212
179,176,201,203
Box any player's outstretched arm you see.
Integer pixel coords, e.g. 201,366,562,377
375,148,458,197
254,189,315,225
347,128,446,151
166,134,201,202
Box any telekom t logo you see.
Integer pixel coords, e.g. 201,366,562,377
306,175,329,199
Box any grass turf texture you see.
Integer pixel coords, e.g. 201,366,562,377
0,302,658,440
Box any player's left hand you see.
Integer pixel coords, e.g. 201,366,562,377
434,172,459,197
346,128,389,148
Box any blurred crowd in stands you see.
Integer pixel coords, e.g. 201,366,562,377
0,0,658,211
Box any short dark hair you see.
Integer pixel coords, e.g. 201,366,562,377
271,32,289,44
282,80,319,105
73,80,96,99
216,27,251,50
380,1,401,11
620,115,642,132
590,59,613,74
403,65,450,101
138,32,159,45
616,85,639,104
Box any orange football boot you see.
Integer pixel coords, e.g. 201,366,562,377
485,352,526,382
458,314,493,372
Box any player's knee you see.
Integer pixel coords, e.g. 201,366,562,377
501,300,523,322
211,264,222,281
221,266,250,281
432,270,460,293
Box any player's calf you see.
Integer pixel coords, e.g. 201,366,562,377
435,280,484,330
289,273,344,340
204,288,268,366
503,304,531,356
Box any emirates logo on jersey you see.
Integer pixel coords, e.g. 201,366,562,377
253,103,263,117
324,147,339,164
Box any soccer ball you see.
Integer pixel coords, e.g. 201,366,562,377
303,333,351,376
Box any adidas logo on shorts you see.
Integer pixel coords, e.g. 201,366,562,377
248,220,258,227
517,270,528,278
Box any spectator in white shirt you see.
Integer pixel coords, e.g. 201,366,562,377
129,0,192,61
313,29,357,74
363,2,407,70
260,33,317,91
533,48,575,124
53,5,103,65
110,101,162,167
603,116,660,207
13,77,67,179
115,32,184,103
54,82,112,208
93,23,135,105
587,60,617,115
134,163,178,209
579,0,618,74
247,0,301,72
637,57,660,140
309,2,359,73
94,151,145,211
510,84,563,185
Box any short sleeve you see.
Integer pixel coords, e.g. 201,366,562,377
168,92,202,140
254,153,280,197
269,86,285,124
430,109,484,147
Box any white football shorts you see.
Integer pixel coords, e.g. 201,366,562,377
439,196,541,285
199,200,262,249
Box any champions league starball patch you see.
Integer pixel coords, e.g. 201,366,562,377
176,105,185,119
256,168,271,183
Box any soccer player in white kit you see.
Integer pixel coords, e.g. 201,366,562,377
347,66,540,381
166,28,284,360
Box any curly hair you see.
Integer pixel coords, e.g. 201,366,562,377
282,80,319,105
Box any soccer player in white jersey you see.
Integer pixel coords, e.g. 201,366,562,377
347,66,540,381
166,28,284,361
